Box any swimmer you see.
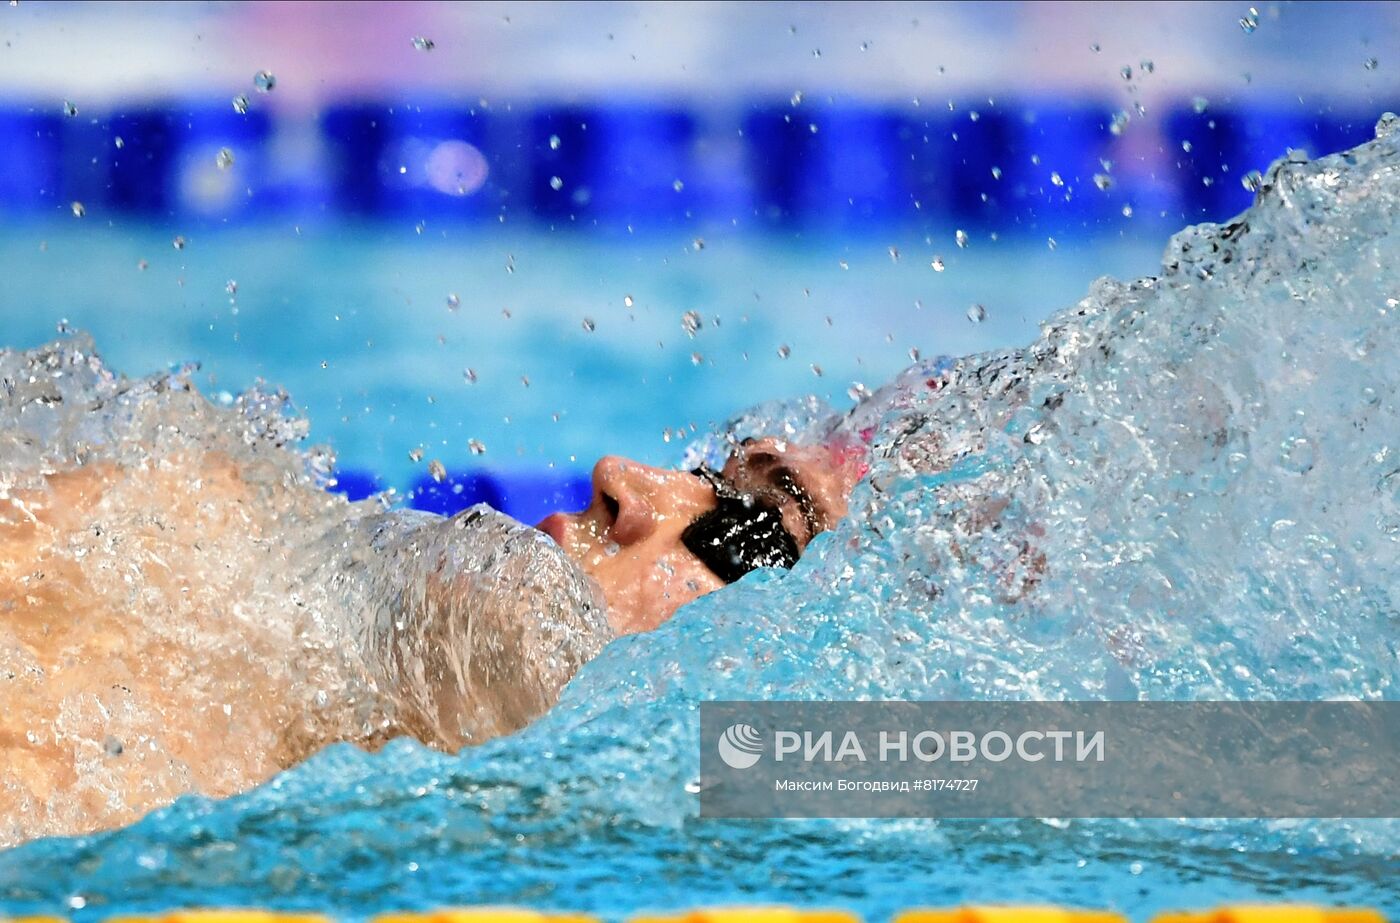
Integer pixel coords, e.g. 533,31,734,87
0,417,864,844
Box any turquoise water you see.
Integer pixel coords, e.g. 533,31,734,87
3,123,1400,923
0,222,1159,488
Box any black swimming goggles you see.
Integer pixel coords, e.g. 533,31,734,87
680,465,801,584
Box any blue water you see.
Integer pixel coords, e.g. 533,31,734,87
0,223,1158,489
3,123,1400,922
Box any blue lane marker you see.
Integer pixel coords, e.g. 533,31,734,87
936,101,1117,234
322,101,521,220
58,102,272,217
402,469,592,521
171,104,273,218
1017,102,1118,235
105,108,176,213
742,104,811,226
328,469,386,502
19,96,1393,228
939,103,1020,229
530,104,699,230
0,107,63,212
322,102,396,215
491,471,593,525
408,470,504,516
747,104,915,229
1166,102,1357,222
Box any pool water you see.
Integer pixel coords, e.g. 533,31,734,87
2,125,1400,923
0,223,1160,490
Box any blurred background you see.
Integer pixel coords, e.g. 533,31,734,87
1,1,1397,520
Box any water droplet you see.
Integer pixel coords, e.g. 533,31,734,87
61,99,77,117
521,375,530,388
409,447,424,462
954,229,969,248
1089,42,1101,53
1239,8,1258,33
548,134,561,150
446,293,460,310
1140,59,1154,74
1050,171,1064,187
1364,56,1379,71
990,166,1002,180
468,438,486,455
1191,96,1210,115
790,89,804,107
1241,169,1264,193
1093,173,1114,191
69,201,85,217
215,147,234,170
777,344,791,359
681,310,702,337
838,259,849,270
1110,110,1131,135
581,317,595,332
690,352,703,366
172,235,186,250
1120,65,1132,80
411,35,435,51
549,175,564,191
137,259,149,270
68,896,86,911
1268,518,1299,550
966,303,987,323
1047,237,1057,251
428,459,447,483
103,736,123,757
1279,435,1316,474
1122,204,1134,217
463,368,477,384
888,245,900,263
623,294,635,308
672,178,684,192
253,70,276,93
114,136,124,149
232,94,250,115
930,256,945,272
225,279,238,295
692,237,705,251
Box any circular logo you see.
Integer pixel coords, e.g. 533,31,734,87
717,723,764,769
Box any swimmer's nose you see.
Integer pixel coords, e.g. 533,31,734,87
591,456,658,545
591,455,711,546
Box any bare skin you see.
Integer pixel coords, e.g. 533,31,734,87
0,453,336,843
537,436,866,634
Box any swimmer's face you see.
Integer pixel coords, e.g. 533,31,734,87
537,437,865,635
